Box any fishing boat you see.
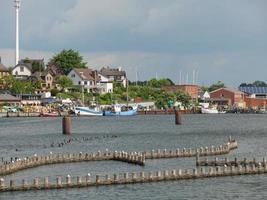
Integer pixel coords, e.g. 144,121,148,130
74,106,103,116
103,104,137,116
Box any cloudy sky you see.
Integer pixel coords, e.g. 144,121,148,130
0,0,266,87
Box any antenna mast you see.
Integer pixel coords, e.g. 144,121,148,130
14,0,21,65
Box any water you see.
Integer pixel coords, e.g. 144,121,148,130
0,114,267,199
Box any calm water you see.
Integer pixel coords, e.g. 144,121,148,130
0,114,267,199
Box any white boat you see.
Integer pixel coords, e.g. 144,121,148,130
74,107,103,116
201,107,219,114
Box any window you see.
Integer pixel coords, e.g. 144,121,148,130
78,81,81,85
20,66,24,72
84,81,87,85
71,74,75,78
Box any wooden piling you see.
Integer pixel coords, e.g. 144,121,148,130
175,110,181,125
62,116,71,135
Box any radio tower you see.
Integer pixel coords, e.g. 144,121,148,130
14,0,21,65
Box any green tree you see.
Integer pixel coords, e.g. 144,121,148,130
148,78,174,88
252,81,267,87
57,75,73,91
31,61,44,73
175,90,191,108
48,49,87,75
208,81,225,92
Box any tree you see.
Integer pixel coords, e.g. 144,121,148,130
57,75,73,91
175,90,191,108
252,81,267,87
48,49,87,75
148,78,174,88
31,61,44,73
208,81,225,92
239,81,267,87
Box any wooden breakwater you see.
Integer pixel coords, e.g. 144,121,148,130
196,157,266,167
0,138,237,176
143,138,237,159
0,151,145,176
0,163,267,192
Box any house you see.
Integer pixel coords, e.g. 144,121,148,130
0,93,21,106
15,94,42,105
12,63,32,78
239,86,267,109
99,66,127,87
68,68,99,92
29,70,54,90
0,57,9,78
161,84,199,101
46,64,64,78
11,58,45,79
97,73,113,94
209,87,245,108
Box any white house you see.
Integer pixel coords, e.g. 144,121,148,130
12,63,32,78
97,74,113,94
68,68,98,92
99,66,127,87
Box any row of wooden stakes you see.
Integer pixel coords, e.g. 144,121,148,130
0,160,266,192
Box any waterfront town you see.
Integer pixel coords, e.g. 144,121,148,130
0,53,267,116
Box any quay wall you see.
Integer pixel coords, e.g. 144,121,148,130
0,112,40,118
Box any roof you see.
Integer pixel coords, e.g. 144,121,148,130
99,67,126,77
73,68,95,81
239,86,267,95
0,94,20,101
13,63,32,71
210,87,244,94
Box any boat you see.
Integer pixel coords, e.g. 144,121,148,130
74,106,103,116
201,107,219,114
103,105,137,116
41,112,59,117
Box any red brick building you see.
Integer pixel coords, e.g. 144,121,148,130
161,85,198,101
209,88,245,108
239,86,267,109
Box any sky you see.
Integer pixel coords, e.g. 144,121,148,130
0,0,267,87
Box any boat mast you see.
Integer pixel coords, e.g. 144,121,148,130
126,79,129,106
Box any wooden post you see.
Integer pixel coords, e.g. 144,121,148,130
62,116,71,135
175,110,181,125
